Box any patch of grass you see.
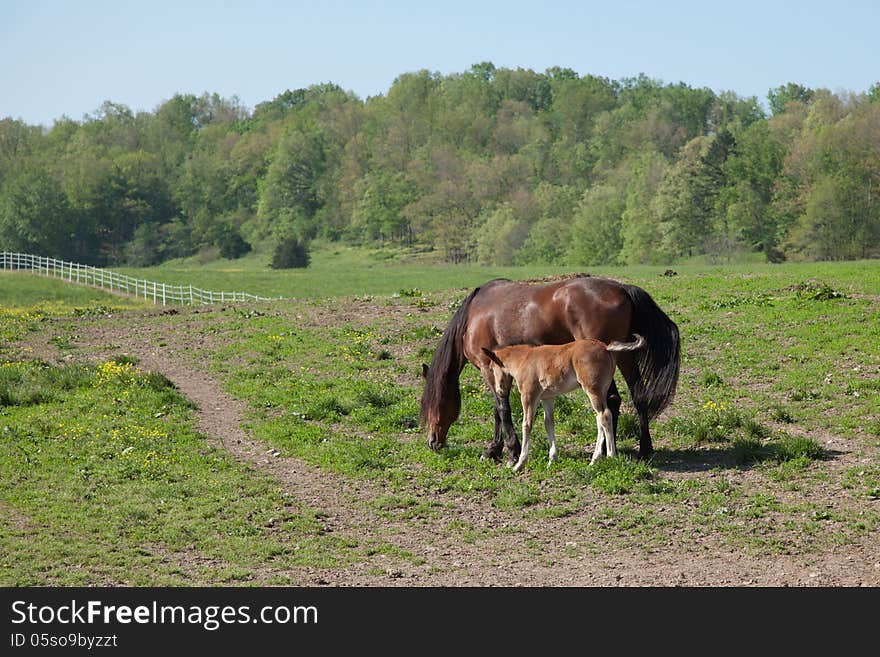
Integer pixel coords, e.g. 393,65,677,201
664,401,750,445
0,360,361,585
769,404,795,424
493,480,543,509
790,280,848,301
582,457,660,495
0,360,92,407
616,412,641,442
699,292,774,311
732,433,825,469
700,370,725,388
842,466,880,500
0,273,149,311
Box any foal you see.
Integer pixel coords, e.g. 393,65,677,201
482,335,646,472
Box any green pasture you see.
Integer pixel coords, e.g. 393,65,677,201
112,242,574,298
202,260,879,504
0,272,149,311
1,256,879,584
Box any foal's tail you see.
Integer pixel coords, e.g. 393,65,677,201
606,334,647,352
621,284,681,419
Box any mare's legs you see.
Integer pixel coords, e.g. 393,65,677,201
614,354,653,459
481,369,521,464
484,398,505,462
605,379,622,454
542,399,557,464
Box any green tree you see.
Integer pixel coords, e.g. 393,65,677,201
722,120,786,258
654,131,732,258
618,151,669,264
515,183,580,264
270,236,310,269
0,163,85,259
567,183,625,265
780,100,880,259
350,169,416,242
474,203,529,265
0,119,41,185
256,128,326,241
546,74,618,183
768,83,814,115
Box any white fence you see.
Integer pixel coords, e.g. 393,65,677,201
0,252,283,306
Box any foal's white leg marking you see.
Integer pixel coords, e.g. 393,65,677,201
542,399,557,464
591,411,605,464
587,392,609,465
599,408,616,458
513,398,539,472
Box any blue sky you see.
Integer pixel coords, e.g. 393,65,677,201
3,0,878,126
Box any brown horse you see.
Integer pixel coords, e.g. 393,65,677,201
482,335,647,472
420,275,679,463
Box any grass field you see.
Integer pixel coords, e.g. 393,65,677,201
1,254,879,585
108,241,748,298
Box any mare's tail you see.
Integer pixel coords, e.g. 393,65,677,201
620,285,681,419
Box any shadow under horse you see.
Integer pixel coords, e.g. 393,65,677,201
420,275,680,464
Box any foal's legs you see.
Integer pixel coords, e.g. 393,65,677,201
501,387,522,465
598,407,616,459
542,399,557,464
484,394,505,461
512,396,540,473
587,392,617,464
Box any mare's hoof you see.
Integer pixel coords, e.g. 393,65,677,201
481,449,503,463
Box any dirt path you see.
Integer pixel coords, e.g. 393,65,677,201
17,308,880,587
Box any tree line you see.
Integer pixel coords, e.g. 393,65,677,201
2,63,879,267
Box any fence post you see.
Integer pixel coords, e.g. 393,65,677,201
162,283,166,306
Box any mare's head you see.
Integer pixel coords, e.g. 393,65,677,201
420,363,461,450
